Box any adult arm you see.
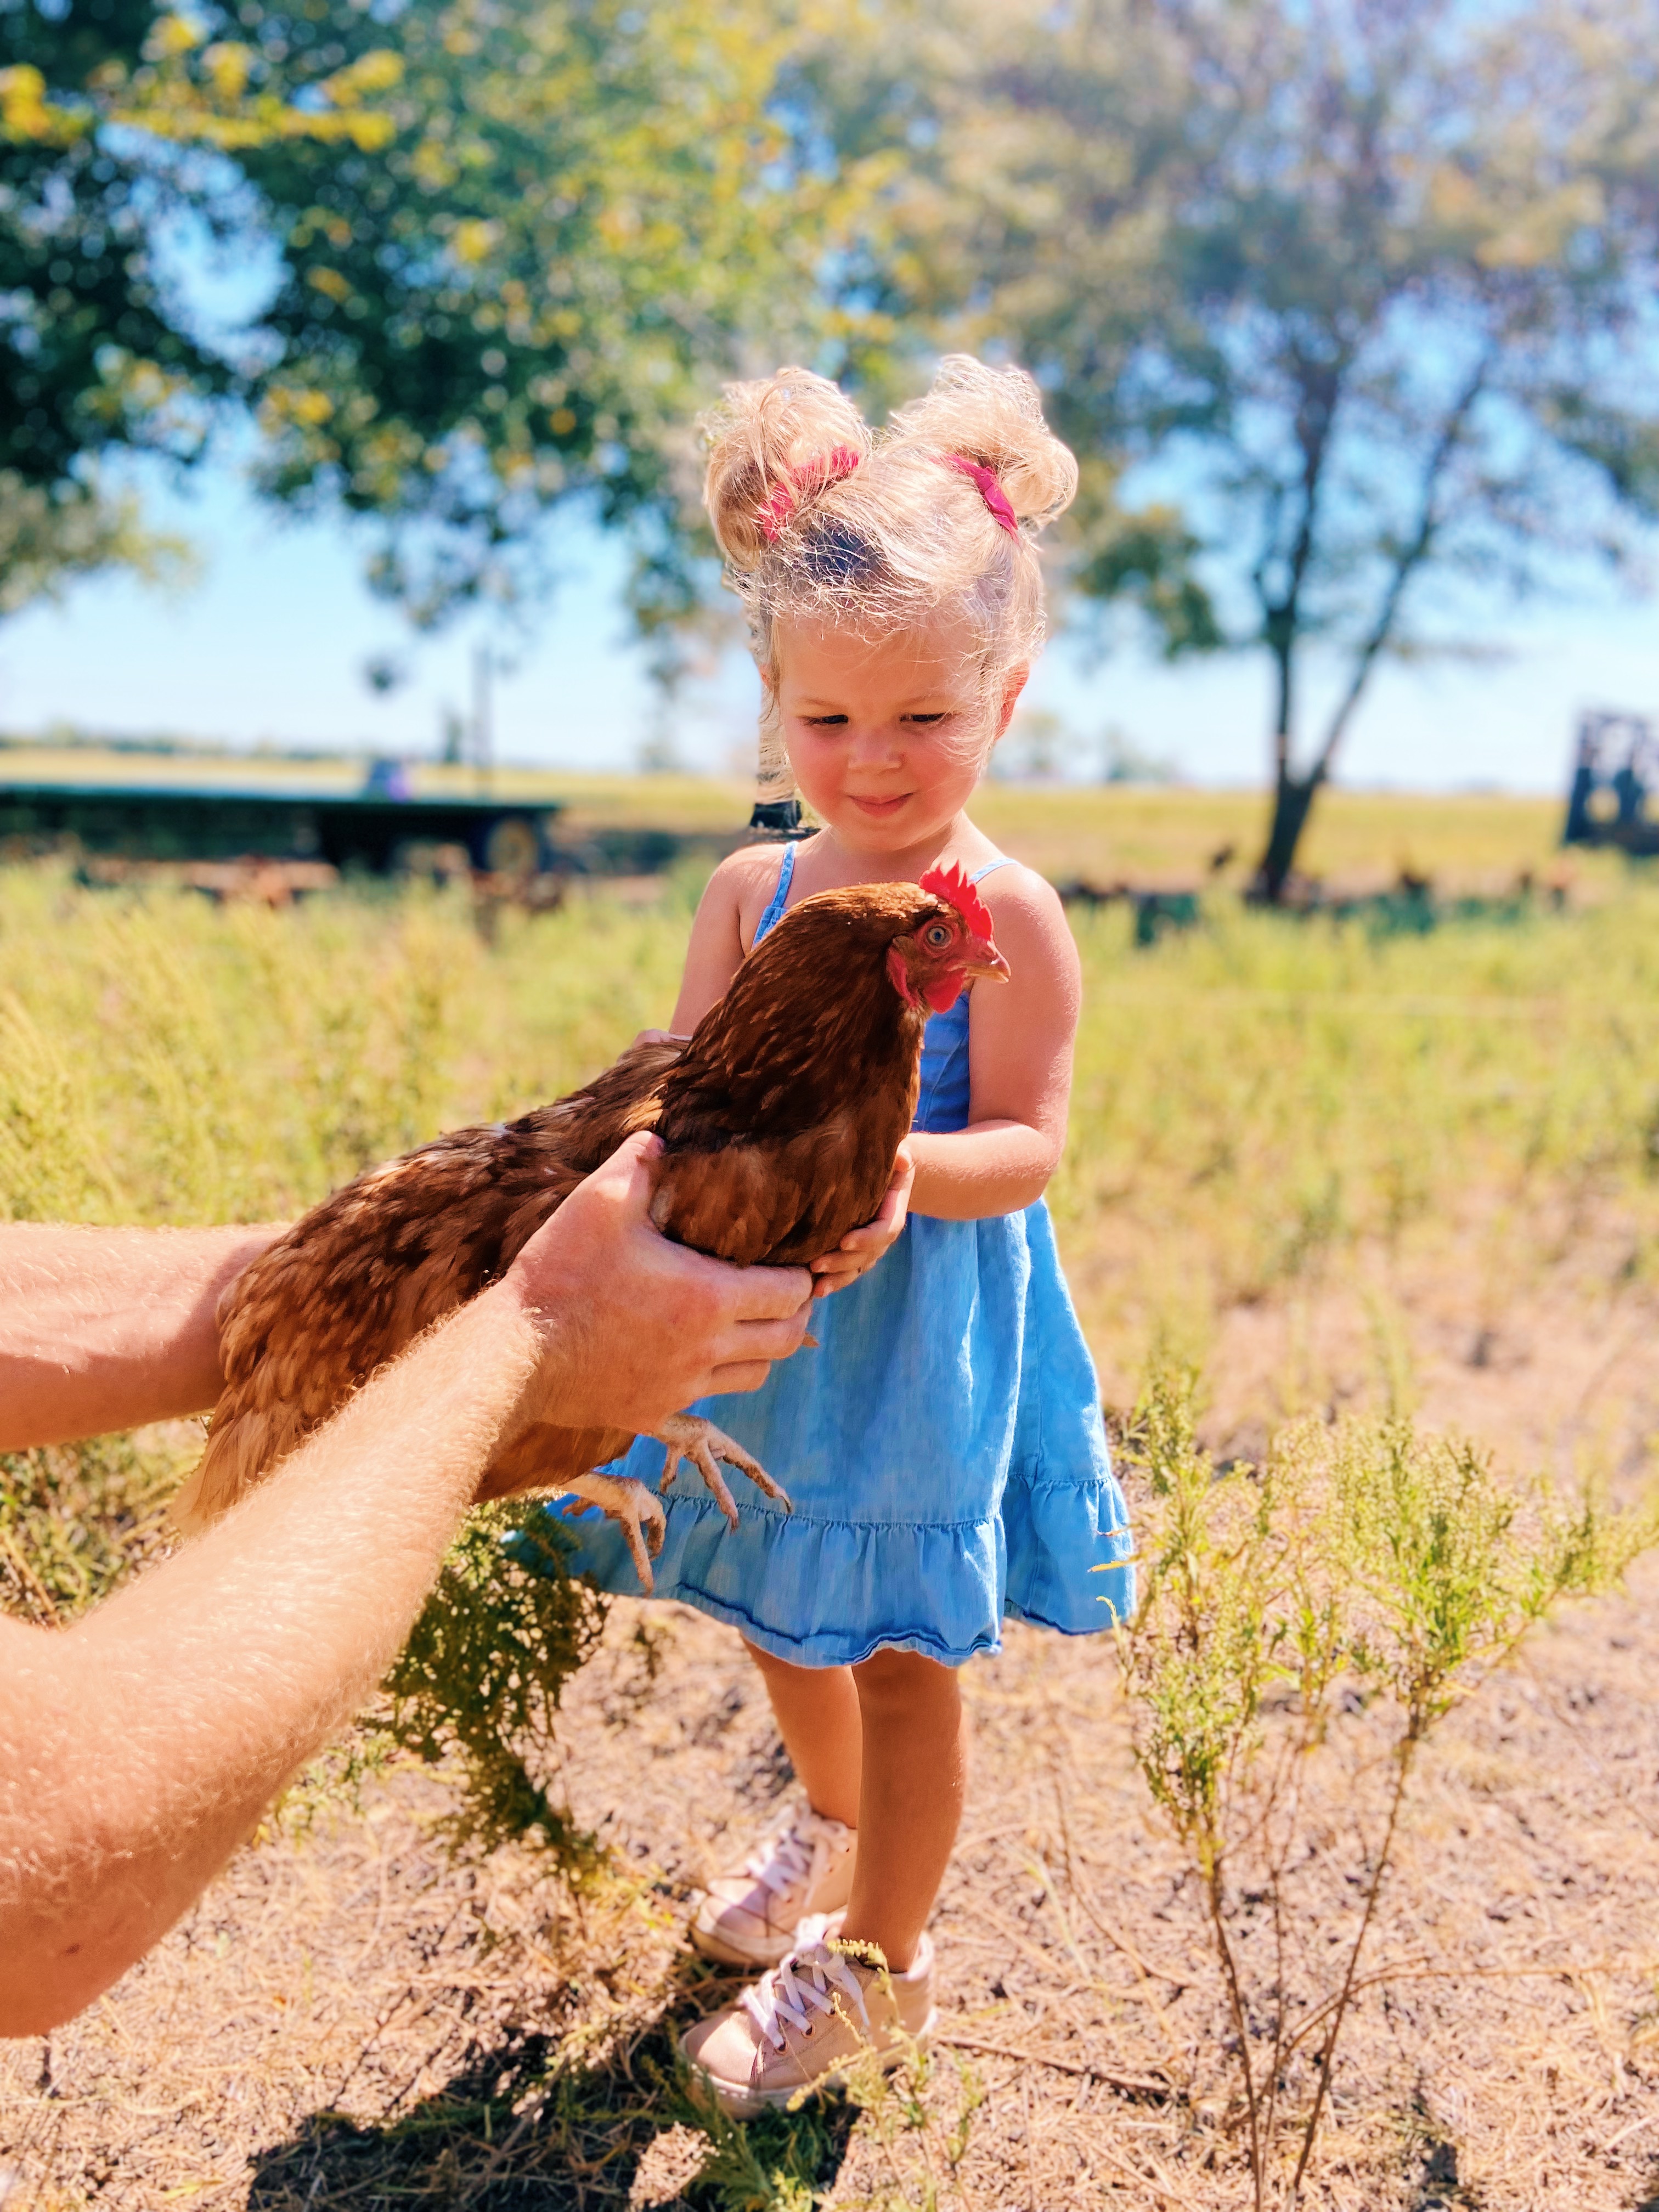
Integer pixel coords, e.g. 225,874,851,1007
0,1136,812,2035
0,1223,286,1453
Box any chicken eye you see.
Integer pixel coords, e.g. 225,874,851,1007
923,922,952,949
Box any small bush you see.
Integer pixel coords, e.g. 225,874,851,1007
1116,1359,1657,2208
377,1503,610,1872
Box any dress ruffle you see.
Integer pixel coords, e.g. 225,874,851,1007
551,1463,1133,1669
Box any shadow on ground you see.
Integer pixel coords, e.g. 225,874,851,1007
244,2001,856,2212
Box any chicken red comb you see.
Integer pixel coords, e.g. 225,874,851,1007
919,862,995,941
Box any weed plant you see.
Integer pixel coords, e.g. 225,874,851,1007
377,1504,610,1867
0,1429,190,1624
1117,1360,1655,2210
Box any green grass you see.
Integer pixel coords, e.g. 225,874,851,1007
7,842,1659,1613
1054,884,1659,1349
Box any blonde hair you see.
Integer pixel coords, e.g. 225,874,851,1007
701,356,1078,803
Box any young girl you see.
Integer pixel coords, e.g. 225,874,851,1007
553,355,1134,2113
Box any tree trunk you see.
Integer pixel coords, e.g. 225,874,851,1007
1254,769,1324,904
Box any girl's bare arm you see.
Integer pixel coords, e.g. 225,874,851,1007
808,868,1078,1284
668,848,783,1034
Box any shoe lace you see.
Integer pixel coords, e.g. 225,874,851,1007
741,1937,872,2054
743,1807,849,1903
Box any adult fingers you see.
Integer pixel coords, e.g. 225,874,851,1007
722,1311,814,1360
705,1358,780,1396
715,1257,815,1322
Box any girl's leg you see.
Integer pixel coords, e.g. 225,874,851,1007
742,1638,862,1829
840,1649,967,1971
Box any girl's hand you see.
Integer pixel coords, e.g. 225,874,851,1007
810,1145,915,1299
631,1028,690,1050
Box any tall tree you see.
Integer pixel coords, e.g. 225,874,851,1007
0,1,398,617
224,0,865,628
3,0,860,636
843,0,1659,896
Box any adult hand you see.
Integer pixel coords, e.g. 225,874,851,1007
503,1132,814,1429
807,1143,915,1299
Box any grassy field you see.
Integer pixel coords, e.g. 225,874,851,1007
5,793,1659,2209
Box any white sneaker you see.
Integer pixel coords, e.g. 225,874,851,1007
682,1915,937,2117
690,1802,856,1968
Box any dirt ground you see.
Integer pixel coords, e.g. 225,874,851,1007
6,1226,1659,2210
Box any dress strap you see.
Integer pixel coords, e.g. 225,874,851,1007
751,843,797,948
970,856,1014,885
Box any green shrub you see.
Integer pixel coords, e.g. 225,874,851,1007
1116,1359,1657,2208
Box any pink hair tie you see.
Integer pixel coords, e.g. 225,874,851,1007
757,444,862,544
944,453,1019,536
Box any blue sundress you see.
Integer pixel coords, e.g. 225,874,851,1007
541,847,1135,1667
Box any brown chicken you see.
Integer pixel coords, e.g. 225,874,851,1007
172,866,1008,1585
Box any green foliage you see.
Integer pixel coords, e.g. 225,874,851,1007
0,0,399,528
1118,1357,1655,2207
1053,881,1659,1359
232,0,870,626
831,0,1659,891
379,1503,608,1872
1,4,223,501
0,1429,191,1625
10,856,1659,1915
677,2086,845,2212
0,868,684,1224
4,0,873,630
0,472,195,620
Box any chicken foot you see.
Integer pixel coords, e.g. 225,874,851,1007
652,1413,792,1525
562,1471,667,1591
560,1423,789,1595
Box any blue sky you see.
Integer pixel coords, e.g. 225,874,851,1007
3,454,1657,793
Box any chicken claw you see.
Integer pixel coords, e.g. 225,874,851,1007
651,1413,792,1526
562,1471,667,1593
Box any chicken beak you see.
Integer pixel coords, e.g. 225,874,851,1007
963,938,1011,984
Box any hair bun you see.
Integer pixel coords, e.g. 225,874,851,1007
887,355,1077,533
701,368,873,571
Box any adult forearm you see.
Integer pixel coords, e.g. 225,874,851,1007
906,1122,1058,1221
0,1282,543,2034
0,1223,284,1452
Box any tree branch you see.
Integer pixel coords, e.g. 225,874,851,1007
1259,353,1345,781
1305,348,1493,787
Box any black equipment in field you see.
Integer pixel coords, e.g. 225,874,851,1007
1563,709,1659,855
